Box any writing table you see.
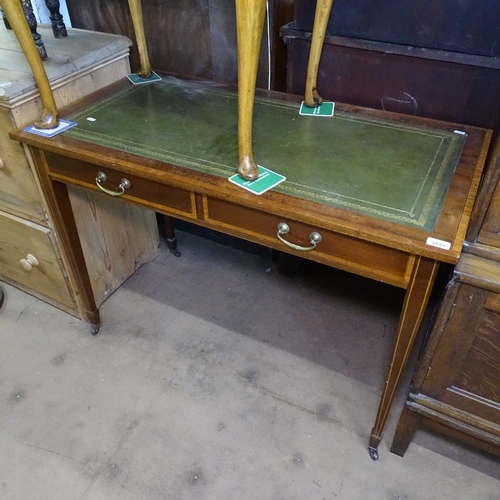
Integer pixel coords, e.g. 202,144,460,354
11,77,490,459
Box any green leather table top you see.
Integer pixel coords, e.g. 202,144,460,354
64,77,466,231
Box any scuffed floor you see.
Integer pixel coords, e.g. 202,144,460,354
0,228,498,499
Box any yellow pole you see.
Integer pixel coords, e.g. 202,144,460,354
1,0,58,128
235,0,267,180
127,0,152,78
304,0,334,108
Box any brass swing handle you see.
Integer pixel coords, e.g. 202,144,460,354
277,222,322,251
95,171,131,197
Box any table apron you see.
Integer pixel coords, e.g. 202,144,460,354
46,152,414,289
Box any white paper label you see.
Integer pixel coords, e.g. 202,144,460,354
426,237,451,250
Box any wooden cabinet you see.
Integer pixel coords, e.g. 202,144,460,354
291,0,500,57
0,25,159,319
391,253,500,457
391,147,500,457
283,0,500,132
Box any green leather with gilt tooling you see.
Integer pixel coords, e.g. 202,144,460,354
64,77,465,231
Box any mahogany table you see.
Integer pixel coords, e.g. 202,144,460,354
11,77,490,459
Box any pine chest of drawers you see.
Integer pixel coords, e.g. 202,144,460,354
0,25,159,318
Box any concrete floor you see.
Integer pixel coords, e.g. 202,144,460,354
1,227,499,499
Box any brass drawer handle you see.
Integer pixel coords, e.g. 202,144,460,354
277,222,322,251
95,171,131,197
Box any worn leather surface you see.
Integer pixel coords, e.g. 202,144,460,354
65,77,465,230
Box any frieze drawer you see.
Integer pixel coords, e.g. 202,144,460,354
203,196,411,288
44,152,197,220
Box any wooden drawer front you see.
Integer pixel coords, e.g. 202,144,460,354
0,109,46,223
46,153,196,220
204,197,410,287
0,210,76,310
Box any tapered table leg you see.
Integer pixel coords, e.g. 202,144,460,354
0,0,58,128
234,0,266,181
368,256,439,459
30,148,100,333
162,215,181,257
127,0,152,78
304,0,334,107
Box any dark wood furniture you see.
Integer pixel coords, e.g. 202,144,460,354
291,0,500,58
283,0,500,132
391,143,500,458
2,0,67,60
391,252,500,458
65,0,294,91
10,77,490,459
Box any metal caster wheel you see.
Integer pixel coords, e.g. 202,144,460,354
91,324,100,335
368,447,379,461
170,248,181,257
